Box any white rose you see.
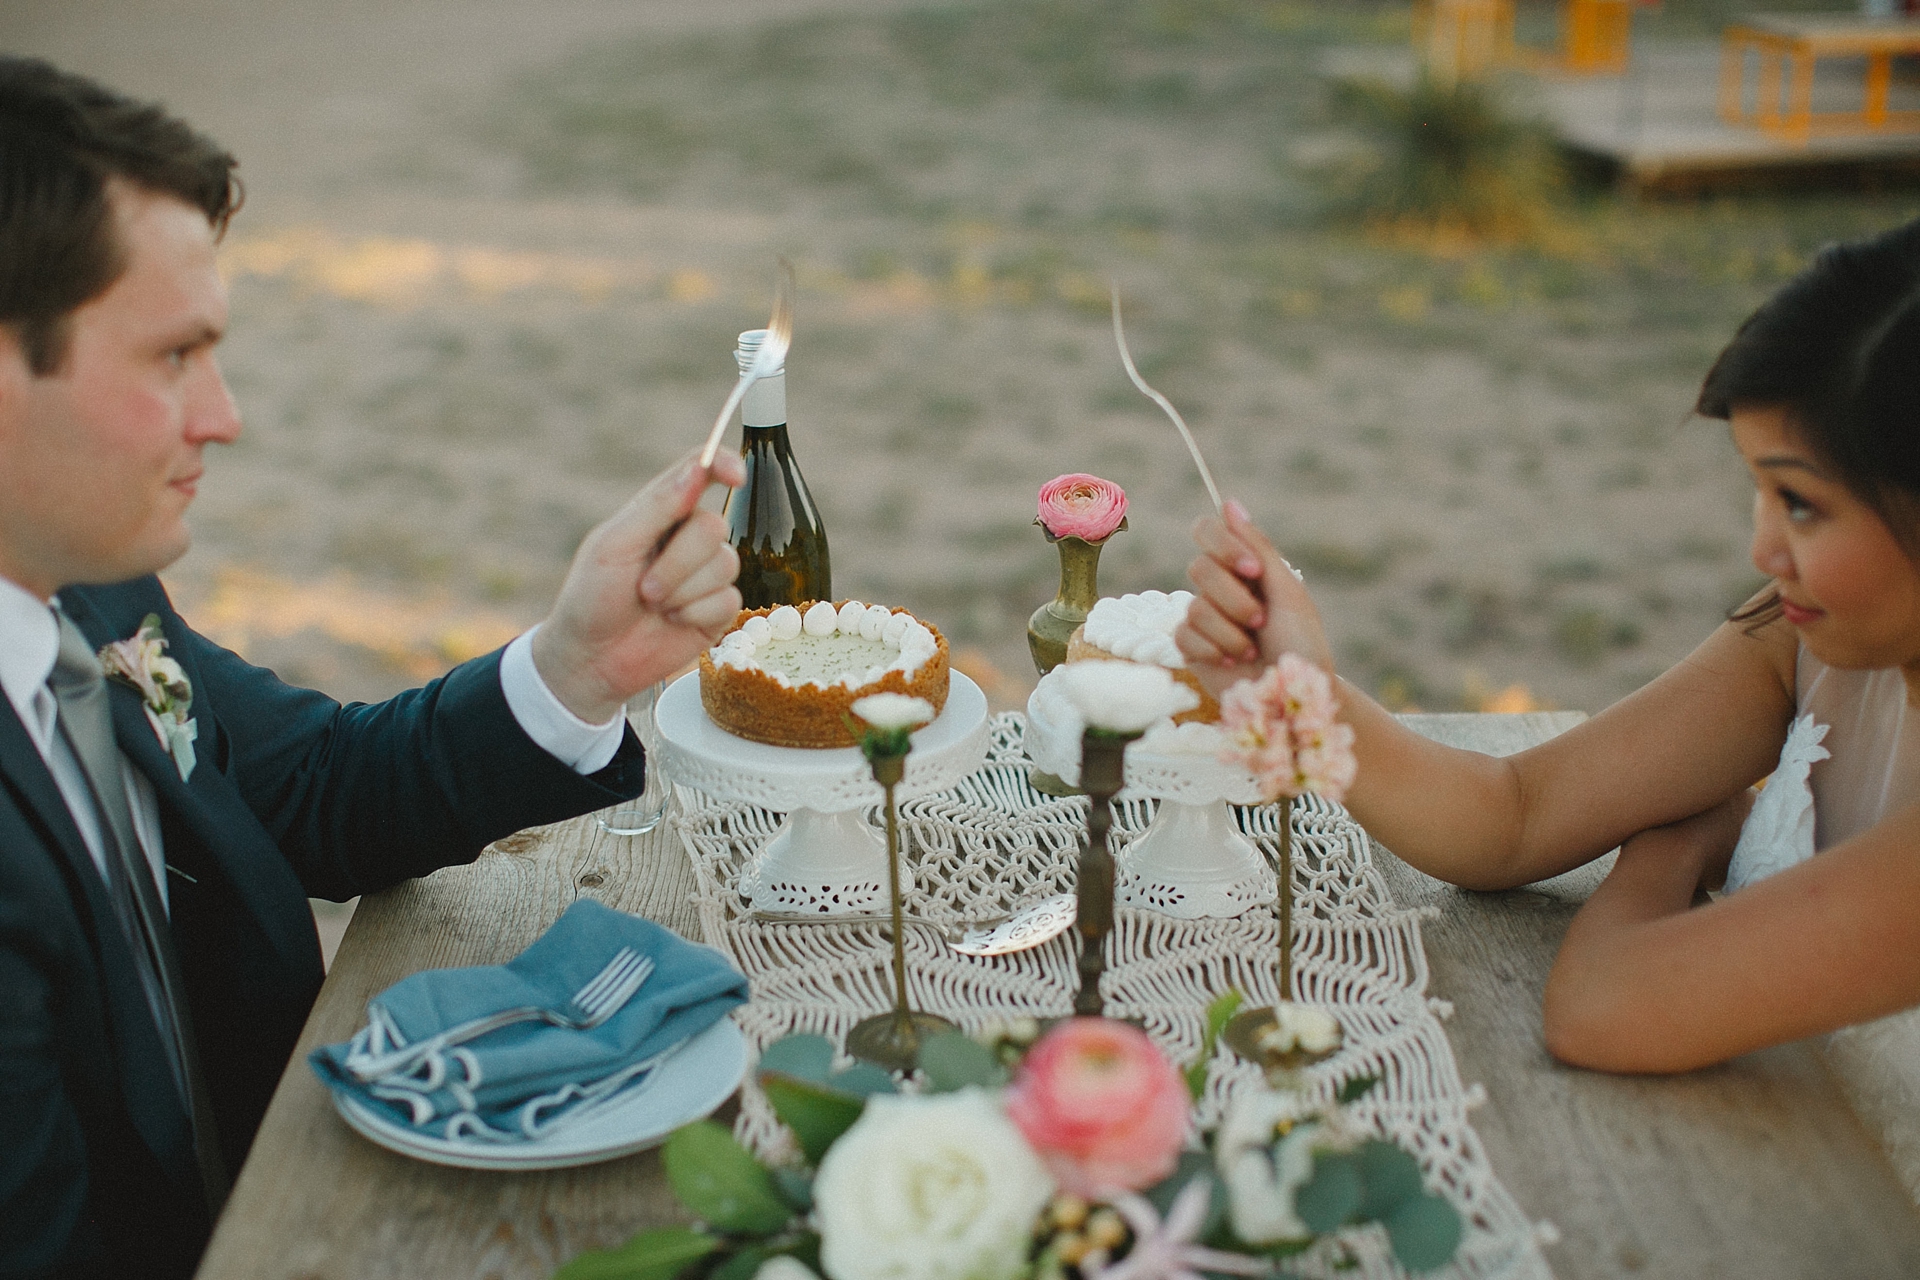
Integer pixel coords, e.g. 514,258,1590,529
813,1090,1054,1280
851,693,935,731
1216,1088,1320,1245
1053,660,1198,734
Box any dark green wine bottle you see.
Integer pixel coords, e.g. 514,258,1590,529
723,328,831,608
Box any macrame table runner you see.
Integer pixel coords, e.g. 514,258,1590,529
674,712,1556,1280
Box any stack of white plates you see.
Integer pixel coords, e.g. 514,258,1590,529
332,1017,748,1170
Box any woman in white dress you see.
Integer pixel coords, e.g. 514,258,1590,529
1179,217,1920,1077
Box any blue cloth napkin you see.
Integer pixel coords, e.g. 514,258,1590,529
310,899,747,1142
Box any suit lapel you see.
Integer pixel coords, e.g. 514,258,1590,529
65,588,319,979
0,688,99,897
0,681,199,1188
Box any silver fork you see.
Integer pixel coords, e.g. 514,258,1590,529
345,948,655,1082
697,257,795,469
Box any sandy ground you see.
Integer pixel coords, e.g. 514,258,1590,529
7,1,1918,966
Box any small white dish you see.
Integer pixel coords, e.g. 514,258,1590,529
332,1016,747,1171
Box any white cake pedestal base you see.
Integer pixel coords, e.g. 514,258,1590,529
1025,669,1276,920
655,671,990,917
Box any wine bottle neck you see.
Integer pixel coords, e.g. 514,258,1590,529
741,371,786,428
741,422,791,448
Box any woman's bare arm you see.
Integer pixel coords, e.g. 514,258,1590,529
1545,798,1920,1072
1181,504,1799,889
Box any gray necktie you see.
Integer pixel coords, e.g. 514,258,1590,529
48,608,228,1213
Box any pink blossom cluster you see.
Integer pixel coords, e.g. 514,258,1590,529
1004,1018,1189,1199
1037,473,1128,543
1217,653,1357,805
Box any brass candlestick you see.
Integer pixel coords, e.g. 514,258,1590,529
1073,728,1134,1018
846,750,954,1072
1224,796,1342,1076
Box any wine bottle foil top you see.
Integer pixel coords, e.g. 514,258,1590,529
734,328,786,377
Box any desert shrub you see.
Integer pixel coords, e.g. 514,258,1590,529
1325,74,1565,243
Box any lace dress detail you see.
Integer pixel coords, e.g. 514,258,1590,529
1733,647,1920,1202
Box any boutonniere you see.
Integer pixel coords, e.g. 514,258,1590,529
98,613,197,781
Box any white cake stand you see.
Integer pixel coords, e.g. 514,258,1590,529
1025,671,1276,920
655,671,990,916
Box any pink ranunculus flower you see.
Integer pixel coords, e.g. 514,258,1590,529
1037,473,1128,543
1004,1017,1190,1198
1217,653,1356,804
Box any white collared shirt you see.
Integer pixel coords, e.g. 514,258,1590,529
0,576,624,914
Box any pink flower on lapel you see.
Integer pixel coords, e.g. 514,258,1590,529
98,613,197,781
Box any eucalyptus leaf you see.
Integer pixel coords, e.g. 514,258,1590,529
761,1073,867,1163
1336,1074,1380,1105
826,1062,898,1097
711,1246,770,1280
918,1031,1008,1092
756,1035,835,1084
1356,1140,1425,1220
662,1122,794,1237
1295,1151,1362,1234
552,1227,717,1280
1384,1193,1464,1272
769,1165,815,1213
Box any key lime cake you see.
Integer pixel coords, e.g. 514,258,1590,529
699,600,950,748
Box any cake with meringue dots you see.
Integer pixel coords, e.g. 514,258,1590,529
1064,589,1218,724
698,600,951,748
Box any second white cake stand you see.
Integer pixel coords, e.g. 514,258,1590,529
655,670,989,916
1025,670,1276,920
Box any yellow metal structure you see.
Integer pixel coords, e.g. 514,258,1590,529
1719,16,1920,142
1413,0,1515,83
1414,0,1641,81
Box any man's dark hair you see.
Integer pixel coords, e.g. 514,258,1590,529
0,57,240,374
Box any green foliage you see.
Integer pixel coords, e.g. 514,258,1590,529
1355,1141,1425,1220
1384,1192,1466,1273
754,1033,896,1163
918,1030,1010,1092
1327,75,1564,242
662,1123,795,1237
711,1247,771,1280
759,1075,867,1165
768,1166,815,1214
756,1034,834,1081
1290,1138,1464,1274
1187,988,1243,1100
552,1227,717,1280
1295,1150,1364,1233
1336,1074,1380,1105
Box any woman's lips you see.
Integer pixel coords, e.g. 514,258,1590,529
1780,599,1822,626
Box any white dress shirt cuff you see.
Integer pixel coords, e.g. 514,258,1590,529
499,627,626,775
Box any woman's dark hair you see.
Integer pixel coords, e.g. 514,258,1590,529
1696,217,1920,626
0,57,240,374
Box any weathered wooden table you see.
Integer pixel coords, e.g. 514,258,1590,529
195,712,1920,1280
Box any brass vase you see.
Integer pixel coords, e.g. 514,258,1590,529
1027,521,1124,677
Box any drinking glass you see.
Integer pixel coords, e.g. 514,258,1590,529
597,682,669,836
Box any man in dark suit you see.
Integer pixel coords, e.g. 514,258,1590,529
0,59,746,1278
